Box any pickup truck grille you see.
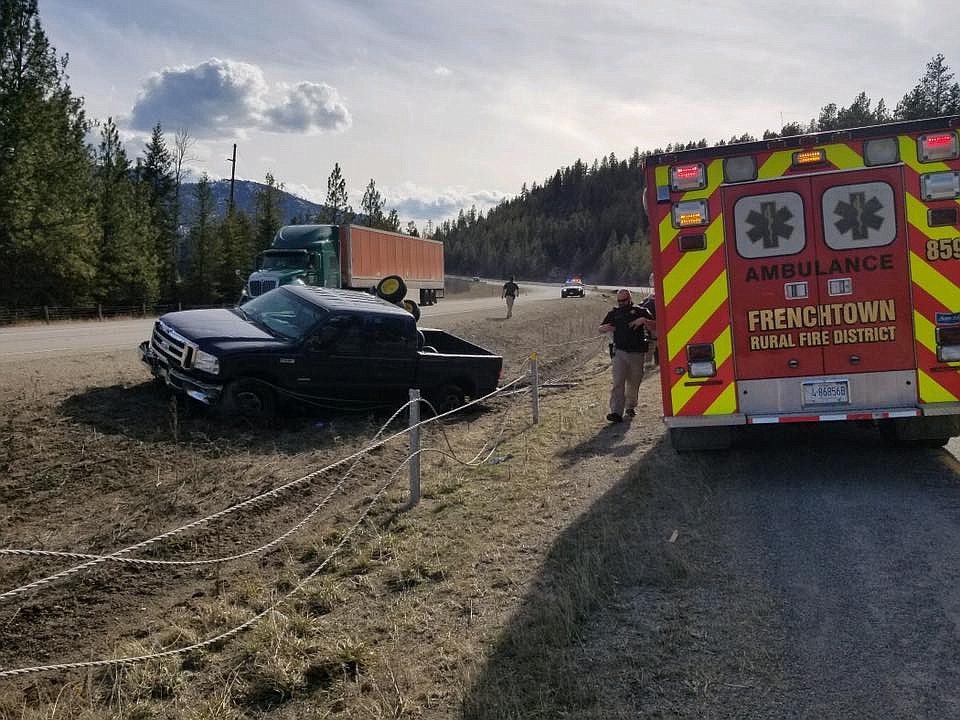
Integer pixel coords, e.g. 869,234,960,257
151,320,194,369
248,279,277,298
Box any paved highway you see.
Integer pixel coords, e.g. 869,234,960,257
0,281,564,361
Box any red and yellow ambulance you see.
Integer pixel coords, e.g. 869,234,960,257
644,116,960,451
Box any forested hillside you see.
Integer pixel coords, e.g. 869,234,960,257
435,55,960,286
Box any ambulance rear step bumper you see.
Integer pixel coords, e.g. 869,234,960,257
665,408,922,428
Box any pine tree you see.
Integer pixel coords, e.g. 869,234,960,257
896,53,960,119
360,178,385,228
254,172,284,253
405,220,419,237
319,162,351,224
216,208,254,303
385,208,400,232
94,117,159,305
0,0,99,307
184,173,220,303
140,123,178,301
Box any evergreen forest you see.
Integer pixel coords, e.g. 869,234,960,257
1,0,958,311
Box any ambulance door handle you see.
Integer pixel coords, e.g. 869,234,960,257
849,355,861,365
788,359,799,368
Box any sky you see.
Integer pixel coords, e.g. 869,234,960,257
39,0,960,226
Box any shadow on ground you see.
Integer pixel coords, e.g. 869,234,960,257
57,380,492,450
460,423,960,719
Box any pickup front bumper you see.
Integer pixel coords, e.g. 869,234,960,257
140,341,223,405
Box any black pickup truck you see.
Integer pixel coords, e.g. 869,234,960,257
139,285,503,418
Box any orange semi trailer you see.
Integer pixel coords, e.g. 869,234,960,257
245,224,445,306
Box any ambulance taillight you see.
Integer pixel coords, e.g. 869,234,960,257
669,163,706,192
936,326,960,363
919,132,959,162
686,343,716,378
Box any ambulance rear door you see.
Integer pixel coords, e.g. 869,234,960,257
722,178,826,380
810,165,915,375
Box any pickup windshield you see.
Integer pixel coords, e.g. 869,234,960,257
239,288,326,340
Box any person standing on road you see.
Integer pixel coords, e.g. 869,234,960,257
599,289,654,423
502,276,520,318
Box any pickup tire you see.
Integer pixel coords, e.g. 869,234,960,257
376,275,407,304
428,383,466,416
224,378,276,420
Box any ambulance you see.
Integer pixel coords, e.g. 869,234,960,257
643,116,960,451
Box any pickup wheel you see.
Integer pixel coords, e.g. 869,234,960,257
429,384,465,416
224,378,276,420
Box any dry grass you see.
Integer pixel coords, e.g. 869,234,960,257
0,292,781,719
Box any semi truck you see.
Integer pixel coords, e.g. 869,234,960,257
644,115,960,451
243,224,445,310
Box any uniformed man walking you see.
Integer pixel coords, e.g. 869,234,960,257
501,276,520,318
599,289,654,423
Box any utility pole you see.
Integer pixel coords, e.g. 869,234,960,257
227,143,237,213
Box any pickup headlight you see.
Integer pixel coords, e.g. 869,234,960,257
193,349,220,375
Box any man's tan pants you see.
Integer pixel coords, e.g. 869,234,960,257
505,295,515,318
609,348,646,415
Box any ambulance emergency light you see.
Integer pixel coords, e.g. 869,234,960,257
864,138,899,166
792,149,826,167
919,132,959,162
669,163,707,192
920,171,960,201
671,199,709,229
723,156,757,183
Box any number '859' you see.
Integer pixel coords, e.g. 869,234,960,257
926,237,960,261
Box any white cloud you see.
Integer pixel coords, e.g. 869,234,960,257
386,184,506,222
433,65,452,77
127,58,350,137
262,82,351,133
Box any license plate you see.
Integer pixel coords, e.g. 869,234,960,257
802,379,849,406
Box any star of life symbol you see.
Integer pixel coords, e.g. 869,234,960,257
833,191,884,240
746,201,795,249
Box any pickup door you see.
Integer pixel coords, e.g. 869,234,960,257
302,311,418,405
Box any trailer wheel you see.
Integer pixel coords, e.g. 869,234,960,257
376,275,407,303
402,299,421,321
224,378,276,421
428,384,465,416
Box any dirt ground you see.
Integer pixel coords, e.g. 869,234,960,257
0,284,766,719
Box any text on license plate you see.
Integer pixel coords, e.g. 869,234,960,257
802,380,849,406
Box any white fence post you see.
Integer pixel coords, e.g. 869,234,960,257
406,388,421,509
530,351,540,425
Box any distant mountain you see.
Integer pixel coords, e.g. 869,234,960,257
179,179,325,226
